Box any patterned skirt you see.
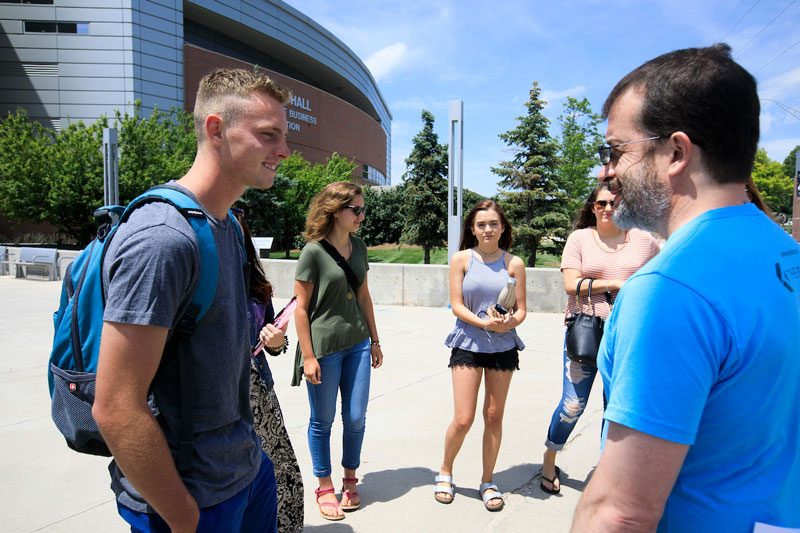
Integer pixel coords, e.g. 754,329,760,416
250,365,304,533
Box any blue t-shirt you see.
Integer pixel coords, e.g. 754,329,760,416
599,203,800,531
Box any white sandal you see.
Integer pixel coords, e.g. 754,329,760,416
479,482,504,512
434,474,455,504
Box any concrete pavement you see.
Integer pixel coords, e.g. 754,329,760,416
0,276,603,532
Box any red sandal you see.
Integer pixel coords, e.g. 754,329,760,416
341,477,360,511
314,487,344,521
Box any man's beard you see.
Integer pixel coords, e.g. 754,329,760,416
612,158,671,233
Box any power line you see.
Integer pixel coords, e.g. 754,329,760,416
762,99,800,121
739,0,798,53
718,0,762,43
755,37,800,73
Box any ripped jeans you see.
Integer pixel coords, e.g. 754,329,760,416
544,332,598,451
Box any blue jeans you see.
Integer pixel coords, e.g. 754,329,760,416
306,338,371,478
545,333,598,451
118,451,277,533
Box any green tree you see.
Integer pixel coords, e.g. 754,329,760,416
0,109,55,226
47,119,107,244
460,188,488,212
492,82,570,266
358,184,406,245
116,101,196,201
753,148,793,215
0,103,197,245
401,110,448,264
556,96,604,212
783,145,799,182
237,152,356,257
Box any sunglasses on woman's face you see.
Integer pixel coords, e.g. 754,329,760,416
344,205,367,216
594,200,616,209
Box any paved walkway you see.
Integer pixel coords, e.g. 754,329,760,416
0,276,602,532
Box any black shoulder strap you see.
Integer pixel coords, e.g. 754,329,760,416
319,239,360,294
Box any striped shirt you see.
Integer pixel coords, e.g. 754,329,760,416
561,227,660,320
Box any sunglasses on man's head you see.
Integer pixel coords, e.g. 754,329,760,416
344,205,367,216
594,200,616,209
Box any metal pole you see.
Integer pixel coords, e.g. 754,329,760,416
447,100,464,263
103,128,119,206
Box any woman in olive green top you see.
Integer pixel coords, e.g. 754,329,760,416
293,181,383,521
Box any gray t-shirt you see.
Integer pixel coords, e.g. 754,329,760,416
102,184,260,512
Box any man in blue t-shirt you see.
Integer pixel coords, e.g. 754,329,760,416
92,70,291,532
572,45,800,532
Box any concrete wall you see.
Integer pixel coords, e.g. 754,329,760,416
6,251,567,313
261,259,568,314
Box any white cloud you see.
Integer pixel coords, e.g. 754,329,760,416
761,137,800,163
759,67,800,100
540,85,587,108
365,42,409,82
760,110,777,134
391,97,432,111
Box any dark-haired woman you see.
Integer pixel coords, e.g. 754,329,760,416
232,208,304,533
539,182,659,495
434,200,527,512
292,181,383,521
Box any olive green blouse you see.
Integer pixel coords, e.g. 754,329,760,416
291,236,370,385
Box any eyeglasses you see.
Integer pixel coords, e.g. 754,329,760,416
597,135,664,165
344,205,366,216
594,200,616,209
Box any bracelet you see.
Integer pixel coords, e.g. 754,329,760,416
483,319,489,331
371,340,381,346
265,336,289,356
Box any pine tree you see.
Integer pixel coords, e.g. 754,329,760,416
557,96,604,211
492,82,571,266
401,110,448,264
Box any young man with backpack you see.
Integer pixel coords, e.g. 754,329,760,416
92,69,291,532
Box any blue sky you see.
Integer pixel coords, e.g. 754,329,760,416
286,0,800,198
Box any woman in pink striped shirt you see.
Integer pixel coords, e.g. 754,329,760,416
539,181,660,495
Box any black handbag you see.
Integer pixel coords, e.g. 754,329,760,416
564,278,612,367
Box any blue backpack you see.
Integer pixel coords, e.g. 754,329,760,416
48,185,242,472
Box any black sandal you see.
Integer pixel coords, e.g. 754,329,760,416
540,466,561,495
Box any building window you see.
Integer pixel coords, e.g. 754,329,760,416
362,164,388,186
24,21,88,33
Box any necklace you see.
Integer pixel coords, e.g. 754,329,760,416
474,247,502,263
325,236,351,258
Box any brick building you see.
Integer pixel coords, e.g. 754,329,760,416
0,0,391,185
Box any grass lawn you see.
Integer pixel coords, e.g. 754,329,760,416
276,244,561,268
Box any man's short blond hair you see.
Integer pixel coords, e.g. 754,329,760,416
193,68,291,140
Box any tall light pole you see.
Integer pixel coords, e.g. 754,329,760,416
447,100,464,263
103,128,119,206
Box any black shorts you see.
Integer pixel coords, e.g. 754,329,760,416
449,346,519,372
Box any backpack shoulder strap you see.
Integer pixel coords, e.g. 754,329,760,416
119,186,219,322
112,185,221,473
